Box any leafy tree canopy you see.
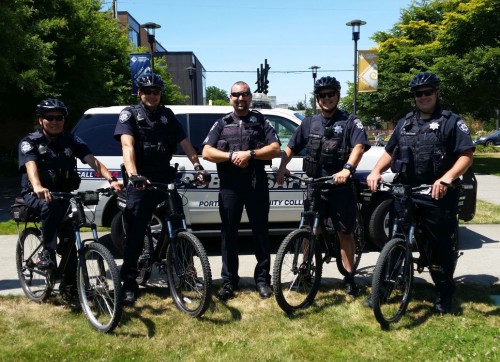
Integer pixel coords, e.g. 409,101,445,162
351,0,500,127
206,86,229,105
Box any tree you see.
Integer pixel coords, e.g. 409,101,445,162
350,0,500,126
206,86,229,105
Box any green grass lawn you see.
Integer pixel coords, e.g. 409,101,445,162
0,284,499,361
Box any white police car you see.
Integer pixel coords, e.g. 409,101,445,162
72,105,394,247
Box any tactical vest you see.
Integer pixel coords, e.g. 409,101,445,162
302,113,353,178
131,105,178,178
215,111,269,169
26,131,80,192
391,110,456,184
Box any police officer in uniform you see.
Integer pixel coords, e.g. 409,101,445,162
202,81,281,301
367,72,474,314
114,73,206,305
18,98,122,292
277,76,371,298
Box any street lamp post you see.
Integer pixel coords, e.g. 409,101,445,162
141,22,161,73
309,65,320,87
186,66,196,105
309,66,320,113
346,19,366,114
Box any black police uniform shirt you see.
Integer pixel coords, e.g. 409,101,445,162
18,129,92,192
288,108,371,165
113,103,187,180
202,111,280,189
386,111,475,174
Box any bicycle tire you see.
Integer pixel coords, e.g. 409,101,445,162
371,238,413,329
273,229,323,313
166,232,212,317
77,242,123,333
16,228,52,302
336,210,366,277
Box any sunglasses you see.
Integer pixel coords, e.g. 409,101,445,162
44,115,65,122
414,89,435,98
318,91,337,99
142,88,161,95
231,91,251,98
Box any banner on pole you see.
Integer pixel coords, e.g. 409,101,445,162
358,50,378,92
130,53,151,95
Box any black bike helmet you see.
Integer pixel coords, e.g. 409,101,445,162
35,98,68,117
136,73,165,90
409,72,440,91
314,76,341,94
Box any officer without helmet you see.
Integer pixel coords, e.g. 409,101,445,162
18,98,122,294
366,72,475,314
114,73,207,305
277,76,371,299
202,81,281,301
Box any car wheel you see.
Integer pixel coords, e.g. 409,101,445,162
368,198,392,250
485,140,494,146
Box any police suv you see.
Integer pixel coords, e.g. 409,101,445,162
72,105,395,247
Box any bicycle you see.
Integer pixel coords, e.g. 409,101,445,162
112,172,213,318
15,188,122,333
273,173,366,313
370,181,463,329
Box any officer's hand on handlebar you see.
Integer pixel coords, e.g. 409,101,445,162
333,169,350,185
275,166,290,185
33,186,52,202
194,164,211,185
129,174,149,189
366,171,382,192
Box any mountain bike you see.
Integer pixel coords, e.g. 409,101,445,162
15,188,122,333
273,173,365,313
370,181,463,329
112,173,213,318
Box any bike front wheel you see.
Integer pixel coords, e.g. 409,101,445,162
166,232,212,318
371,238,413,329
77,242,122,333
273,229,323,313
16,228,52,302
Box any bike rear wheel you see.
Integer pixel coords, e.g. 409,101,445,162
166,232,212,317
16,228,52,302
77,242,122,333
336,210,365,277
273,229,323,313
371,238,413,329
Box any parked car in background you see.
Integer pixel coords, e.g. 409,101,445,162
72,105,395,248
474,130,500,146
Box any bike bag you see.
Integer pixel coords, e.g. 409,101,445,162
10,196,38,222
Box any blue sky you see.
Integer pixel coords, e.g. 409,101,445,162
105,0,413,106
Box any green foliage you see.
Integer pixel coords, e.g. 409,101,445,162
206,86,229,105
353,0,500,126
0,0,187,129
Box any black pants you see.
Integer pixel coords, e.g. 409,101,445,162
395,191,459,296
218,185,271,287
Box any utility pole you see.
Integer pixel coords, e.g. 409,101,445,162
112,0,117,19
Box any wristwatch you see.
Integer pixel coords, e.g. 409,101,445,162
250,150,256,159
107,176,118,183
343,163,355,175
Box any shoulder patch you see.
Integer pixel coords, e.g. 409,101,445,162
457,119,470,135
119,110,132,123
21,141,33,154
354,118,365,130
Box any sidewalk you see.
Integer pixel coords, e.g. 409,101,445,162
1,224,498,296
